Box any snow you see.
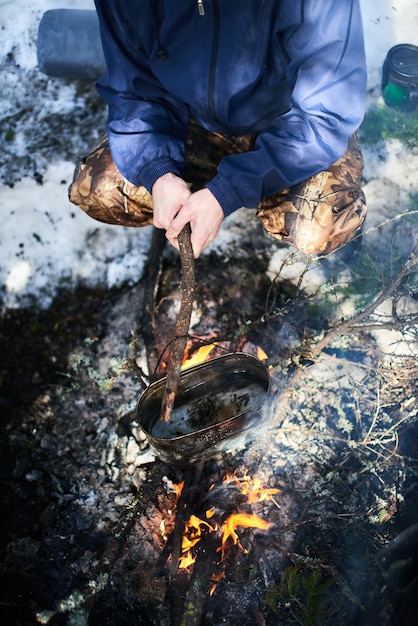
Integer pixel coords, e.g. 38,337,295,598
1,0,417,311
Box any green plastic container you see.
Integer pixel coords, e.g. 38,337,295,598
382,44,418,112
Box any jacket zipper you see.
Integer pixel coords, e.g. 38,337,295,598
208,0,220,120
197,0,205,15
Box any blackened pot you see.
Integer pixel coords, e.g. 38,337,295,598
136,352,270,467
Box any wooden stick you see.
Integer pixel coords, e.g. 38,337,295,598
141,227,168,381
160,224,195,422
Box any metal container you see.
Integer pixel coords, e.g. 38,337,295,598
136,352,270,467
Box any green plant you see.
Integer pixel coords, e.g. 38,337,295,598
266,562,334,625
5,128,15,142
58,275,72,286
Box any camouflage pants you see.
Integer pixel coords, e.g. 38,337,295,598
69,121,367,255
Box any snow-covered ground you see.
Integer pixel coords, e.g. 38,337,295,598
1,0,418,310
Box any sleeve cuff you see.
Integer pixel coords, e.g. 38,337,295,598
206,174,248,217
138,156,184,193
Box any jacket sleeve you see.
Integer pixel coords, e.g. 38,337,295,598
93,1,189,192
206,0,367,216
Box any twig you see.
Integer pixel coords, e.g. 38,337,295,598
160,224,196,422
362,383,382,445
307,240,418,361
273,241,418,409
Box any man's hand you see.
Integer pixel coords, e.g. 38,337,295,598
166,188,224,258
152,172,192,231
152,173,224,258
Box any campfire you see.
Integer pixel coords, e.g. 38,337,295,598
132,232,285,614
154,466,282,617
174,471,279,577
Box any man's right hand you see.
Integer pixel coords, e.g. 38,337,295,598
152,172,192,231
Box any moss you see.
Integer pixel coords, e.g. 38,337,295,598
360,104,418,150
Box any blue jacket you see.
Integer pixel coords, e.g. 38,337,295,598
94,0,367,217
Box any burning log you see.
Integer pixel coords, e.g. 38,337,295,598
160,224,196,423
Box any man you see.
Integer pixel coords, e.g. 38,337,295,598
69,0,367,259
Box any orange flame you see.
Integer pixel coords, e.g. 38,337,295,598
174,471,278,588
181,515,215,550
181,334,268,369
238,477,280,504
181,342,217,369
209,572,225,596
257,347,268,362
219,512,271,553
160,519,167,542
223,471,280,505
179,551,198,569
174,481,185,500
179,514,217,570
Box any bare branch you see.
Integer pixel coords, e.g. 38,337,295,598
160,224,196,422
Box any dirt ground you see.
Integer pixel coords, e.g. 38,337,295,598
1,216,418,625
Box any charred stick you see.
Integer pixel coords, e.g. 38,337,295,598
160,223,195,422
176,549,215,626
98,463,167,574
168,469,194,579
168,463,205,571
168,463,207,626
141,226,167,381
